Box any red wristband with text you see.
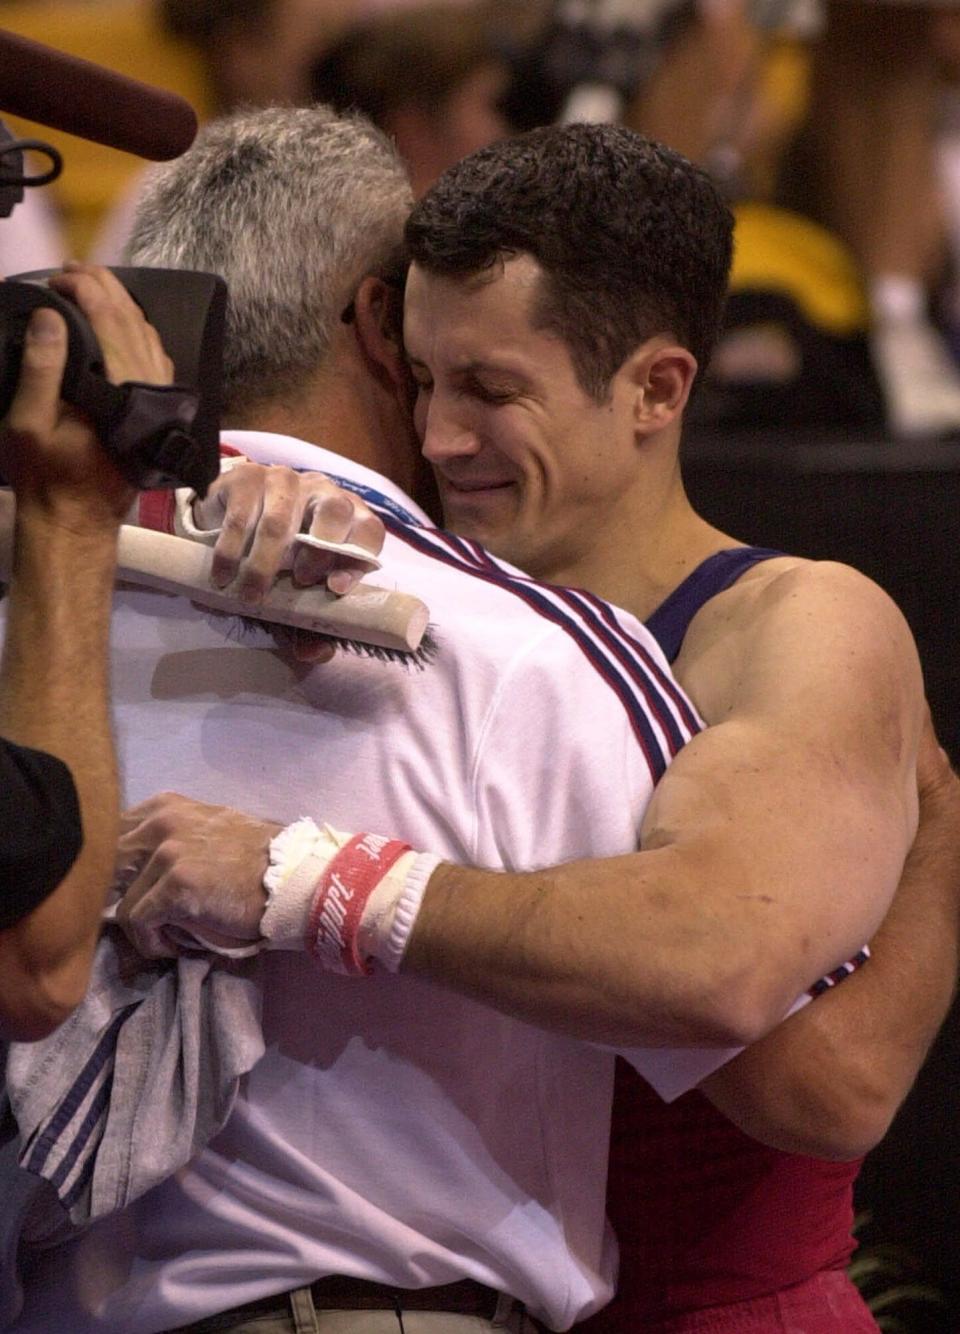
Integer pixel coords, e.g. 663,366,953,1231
306,833,411,975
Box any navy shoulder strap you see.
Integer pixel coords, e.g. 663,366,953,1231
646,547,783,663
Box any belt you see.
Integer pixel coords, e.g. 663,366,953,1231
175,1276,542,1332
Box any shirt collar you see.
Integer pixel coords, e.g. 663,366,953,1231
219,429,434,528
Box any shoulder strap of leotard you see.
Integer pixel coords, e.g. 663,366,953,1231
646,547,784,664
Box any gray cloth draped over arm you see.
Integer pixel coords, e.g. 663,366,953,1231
0,928,265,1326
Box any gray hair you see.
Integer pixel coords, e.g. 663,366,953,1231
126,104,414,415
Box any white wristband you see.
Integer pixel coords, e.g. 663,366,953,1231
261,817,351,950
359,850,441,972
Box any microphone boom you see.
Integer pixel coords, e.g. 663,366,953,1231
0,27,197,160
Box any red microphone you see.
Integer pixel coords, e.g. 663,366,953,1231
0,28,197,160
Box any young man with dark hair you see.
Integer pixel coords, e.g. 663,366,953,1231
396,123,954,1330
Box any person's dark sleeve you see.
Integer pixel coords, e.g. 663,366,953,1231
0,737,83,929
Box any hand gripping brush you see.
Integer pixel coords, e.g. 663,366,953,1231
0,490,434,664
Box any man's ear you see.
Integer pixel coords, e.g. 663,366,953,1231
628,337,699,435
351,275,408,392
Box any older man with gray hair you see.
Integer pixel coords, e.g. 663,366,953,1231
7,105,710,1334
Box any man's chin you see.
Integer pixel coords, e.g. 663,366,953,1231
439,485,518,548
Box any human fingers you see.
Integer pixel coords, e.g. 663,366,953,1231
47,263,174,387
120,790,195,832
2,306,68,447
201,464,270,589
117,814,273,956
115,803,183,897
2,303,137,521
294,490,385,594
116,812,230,958
234,465,302,604
114,854,181,959
118,793,220,861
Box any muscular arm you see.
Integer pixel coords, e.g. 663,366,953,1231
114,561,924,1054
0,266,169,1040
404,562,923,1048
700,715,960,1160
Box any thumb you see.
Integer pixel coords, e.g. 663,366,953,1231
5,306,68,436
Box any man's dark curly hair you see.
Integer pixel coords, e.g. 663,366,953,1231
405,123,734,400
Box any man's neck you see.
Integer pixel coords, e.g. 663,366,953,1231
229,372,418,499
538,479,736,623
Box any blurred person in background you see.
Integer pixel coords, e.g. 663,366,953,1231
310,1,524,195
504,0,960,441
602,0,960,439
493,0,887,435
91,0,361,261
156,0,360,110
798,0,960,439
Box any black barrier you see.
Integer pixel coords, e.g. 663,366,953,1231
682,431,960,759
683,429,960,1331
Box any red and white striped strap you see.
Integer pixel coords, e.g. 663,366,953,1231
261,818,440,974
306,833,412,975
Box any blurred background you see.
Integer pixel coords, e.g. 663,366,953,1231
1,1,957,1327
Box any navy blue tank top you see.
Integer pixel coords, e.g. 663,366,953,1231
646,547,783,663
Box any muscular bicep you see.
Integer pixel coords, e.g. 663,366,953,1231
643,562,922,987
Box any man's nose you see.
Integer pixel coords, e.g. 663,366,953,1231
420,397,481,463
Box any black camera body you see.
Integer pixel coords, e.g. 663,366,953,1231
0,267,226,494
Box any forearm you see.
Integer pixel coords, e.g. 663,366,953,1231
403,845,825,1049
0,508,120,1037
403,671,920,1050
113,795,802,1045
701,781,960,1158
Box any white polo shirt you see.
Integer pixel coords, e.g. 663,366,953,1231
11,434,705,1333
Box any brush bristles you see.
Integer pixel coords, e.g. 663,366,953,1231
321,626,440,669
233,612,439,669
